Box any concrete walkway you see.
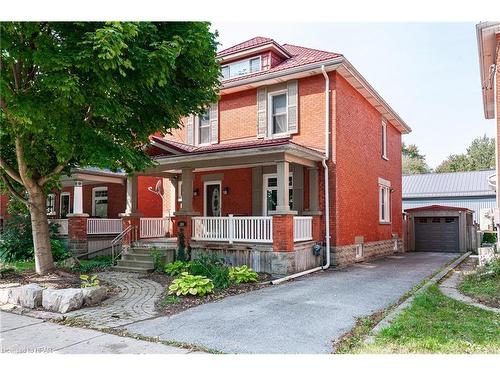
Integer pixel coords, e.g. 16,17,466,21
125,252,456,354
0,311,197,354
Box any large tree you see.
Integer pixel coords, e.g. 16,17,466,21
0,22,220,274
435,135,495,173
402,143,431,175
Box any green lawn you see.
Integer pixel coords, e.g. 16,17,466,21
459,260,500,308
351,285,500,354
1,260,35,272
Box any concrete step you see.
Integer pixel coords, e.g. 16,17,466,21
112,265,152,274
130,246,176,253
116,259,154,269
122,253,161,262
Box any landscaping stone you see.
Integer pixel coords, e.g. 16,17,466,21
0,286,23,305
18,283,44,309
81,286,107,306
42,288,84,313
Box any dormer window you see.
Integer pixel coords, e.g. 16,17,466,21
221,56,261,80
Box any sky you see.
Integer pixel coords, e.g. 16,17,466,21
211,22,495,169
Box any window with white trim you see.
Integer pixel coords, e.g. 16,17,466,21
221,57,261,80
379,183,391,223
269,92,287,135
46,194,56,215
92,187,108,218
381,120,388,159
198,108,210,145
263,173,293,215
60,192,71,218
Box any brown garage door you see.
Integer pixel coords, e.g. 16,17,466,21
414,217,459,252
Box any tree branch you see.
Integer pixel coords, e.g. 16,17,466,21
0,174,30,207
14,137,33,188
38,163,66,186
0,156,23,184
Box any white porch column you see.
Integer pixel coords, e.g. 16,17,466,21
275,161,296,214
177,167,197,214
73,180,84,214
306,167,322,215
125,175,139,215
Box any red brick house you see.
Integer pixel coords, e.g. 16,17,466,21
122,36,411,274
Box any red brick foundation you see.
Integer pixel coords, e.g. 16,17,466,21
272,214,294,252
120,214,141,245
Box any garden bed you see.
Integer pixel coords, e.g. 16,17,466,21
146,271,272,317
458,256,500,308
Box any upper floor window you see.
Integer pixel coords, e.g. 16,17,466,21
270,92,287,135
381,120,388,160
46,194,56,215
198,109,211,145
221,57,261,80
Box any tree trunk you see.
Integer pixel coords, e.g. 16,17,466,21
28,187,54,275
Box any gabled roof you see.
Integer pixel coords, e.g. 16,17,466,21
218,36,274,57
403,169,496,199
405,204,473,213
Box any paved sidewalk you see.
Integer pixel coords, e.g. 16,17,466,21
65,272,164,328
126,252,456,354
0,311,196,354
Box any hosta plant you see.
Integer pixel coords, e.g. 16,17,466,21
168,272,214,297
229,265,259,284
80,274,100,288
164,260,190,276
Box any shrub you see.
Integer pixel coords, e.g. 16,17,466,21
177,229,188,261
164,260,190,276
229,265,259,284
482,232,497,245
189,253,231,289
80,274,100,288
0,214,67,262
168,272,214,297
150,248,165,272
73,256,113,273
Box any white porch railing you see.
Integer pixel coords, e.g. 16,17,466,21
192,215,273,244
140,217,171,238
49,219,69,236
294,216,313,242
87,218,122,235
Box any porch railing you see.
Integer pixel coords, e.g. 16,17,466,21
192,215,273,244
294,216,313,242
49,219,69,236
140,217,171,238
87,218,123,235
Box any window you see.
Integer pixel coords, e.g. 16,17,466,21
60,192,71,218
381,120,388,159
92,187,108,217
270,92,287,135
221,57,261,80
263,174,293,215
198,109,210,145
379,183,391,224
46,194,56,215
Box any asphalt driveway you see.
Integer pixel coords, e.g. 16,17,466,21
125,252,456,354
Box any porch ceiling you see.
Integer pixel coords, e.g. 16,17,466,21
60,168,126,187
144,142,324,175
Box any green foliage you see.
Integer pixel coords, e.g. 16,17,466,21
162,295,181,305
435,135,495,173
72,256,113,273
80,274,100,288
229,265,259,284
150,247,165,272
189,253,231,289
168,272,214,297
481,232,497,244
164,260,190,276
177,229,188,261
0,214,67,262
402,143,431,175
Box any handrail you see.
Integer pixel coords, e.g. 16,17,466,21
111,224,138,263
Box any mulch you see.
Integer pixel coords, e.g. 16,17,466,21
0,268,81,289
143,272,273,317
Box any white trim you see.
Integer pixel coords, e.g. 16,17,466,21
219,43,291,63
268,90,288,137
221,55,262,81
203,180,222,217
59,192,71,218
262,172,293,215
381,120,388,160
379,184,391,224
378,177,391,187
91,186,108,217
46,193,56,215
196,108,211,146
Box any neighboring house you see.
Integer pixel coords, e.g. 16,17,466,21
476,22,500,221
127,36,412,274
402,170,496,223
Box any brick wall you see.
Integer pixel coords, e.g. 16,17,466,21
137,176,163,217
333,73,403,246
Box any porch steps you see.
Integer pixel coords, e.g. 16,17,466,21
112,241,177,274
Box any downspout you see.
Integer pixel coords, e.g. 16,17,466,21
271,65,331,284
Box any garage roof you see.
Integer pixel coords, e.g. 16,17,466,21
403,169,495,199
405,204,473,213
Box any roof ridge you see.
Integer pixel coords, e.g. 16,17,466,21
218,36,274,55
282,43,342,56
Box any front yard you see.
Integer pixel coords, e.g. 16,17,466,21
458,258,500,308
345,285,500,354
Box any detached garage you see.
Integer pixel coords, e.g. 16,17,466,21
404,205,476,253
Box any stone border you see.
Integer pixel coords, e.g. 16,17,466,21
364,252,471,344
